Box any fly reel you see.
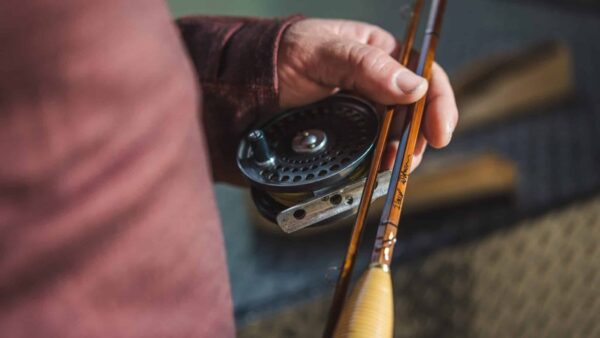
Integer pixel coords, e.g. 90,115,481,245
237,94,392,233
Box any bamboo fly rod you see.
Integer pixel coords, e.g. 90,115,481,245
322,2,425,335
325,1,448,337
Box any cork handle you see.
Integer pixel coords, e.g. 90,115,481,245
333,266,393,338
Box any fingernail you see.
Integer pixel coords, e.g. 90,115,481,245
444,119,455,145
446,119,455,134
395,71,427,94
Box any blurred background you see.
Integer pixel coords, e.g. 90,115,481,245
170,0,600,337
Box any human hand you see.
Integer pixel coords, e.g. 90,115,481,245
278,19,458,171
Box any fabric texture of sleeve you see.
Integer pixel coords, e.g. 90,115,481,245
0,1,236,337
177,15,304,183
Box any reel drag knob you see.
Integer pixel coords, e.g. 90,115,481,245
247,129,274,167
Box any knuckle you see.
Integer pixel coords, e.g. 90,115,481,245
350,45,392,75
370,26,396,44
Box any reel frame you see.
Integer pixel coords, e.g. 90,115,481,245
237,93,381,231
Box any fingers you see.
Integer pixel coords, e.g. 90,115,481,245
351,60,455,174
310,40,428,105
422,63,458,148
381,140,398,171
322,25,457,148
410,135,427,172
380,134,426,173
333,20,398,54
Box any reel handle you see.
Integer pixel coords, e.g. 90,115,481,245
333,266,393,338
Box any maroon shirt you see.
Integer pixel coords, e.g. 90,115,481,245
0,0,300,336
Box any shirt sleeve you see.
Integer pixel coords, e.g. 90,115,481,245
176,15,304,183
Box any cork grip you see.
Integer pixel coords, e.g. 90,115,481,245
333,266,393,338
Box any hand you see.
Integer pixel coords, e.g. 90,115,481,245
278,19,458,171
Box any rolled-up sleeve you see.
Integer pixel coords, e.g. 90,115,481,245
177,15,303,183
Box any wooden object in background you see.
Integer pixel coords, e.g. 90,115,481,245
405,153,517,213
250,152,518,235
453,41,575,132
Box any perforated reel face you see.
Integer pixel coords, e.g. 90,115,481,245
237,94,379,192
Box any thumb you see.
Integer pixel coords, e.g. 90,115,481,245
310,40,428,105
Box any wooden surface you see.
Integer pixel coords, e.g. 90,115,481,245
453,41,575,132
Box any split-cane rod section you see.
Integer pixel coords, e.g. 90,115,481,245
325,1,448,337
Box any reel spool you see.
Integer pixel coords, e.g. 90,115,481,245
237,94,380,231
